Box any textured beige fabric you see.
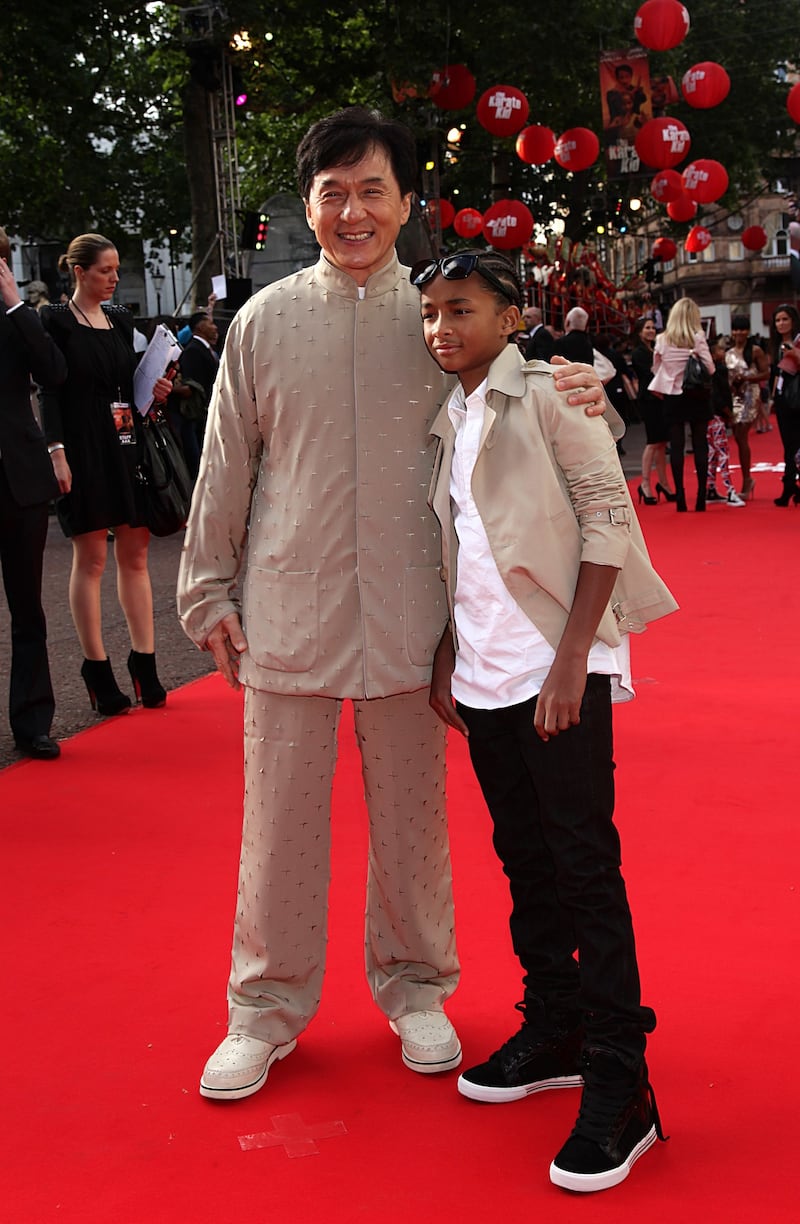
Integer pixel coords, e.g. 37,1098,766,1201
178,254,450,699
227,686,459,1041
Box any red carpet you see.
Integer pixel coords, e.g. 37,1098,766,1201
1,428,797,1222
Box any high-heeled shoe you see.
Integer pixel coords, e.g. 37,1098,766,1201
637,484,658,506
695,492,706,512
655,482,677,503
127,650,167,708
81,658,132,716
741,479,756,501
774,485,800,506
676,492,687,512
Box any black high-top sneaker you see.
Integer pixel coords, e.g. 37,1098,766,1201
457,1003,583,1103
549,1050,666,1192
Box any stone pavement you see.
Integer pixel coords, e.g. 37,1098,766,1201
0,427,647,771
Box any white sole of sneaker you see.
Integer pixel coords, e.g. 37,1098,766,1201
457,1072,583,1103
199,1038,297,1101
388,1022,463,1074
549,1123,658,1192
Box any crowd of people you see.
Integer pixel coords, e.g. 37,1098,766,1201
2,103,798,1200
519,294,800,514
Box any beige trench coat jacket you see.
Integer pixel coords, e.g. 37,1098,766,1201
428,344,678,653
177,254,451,698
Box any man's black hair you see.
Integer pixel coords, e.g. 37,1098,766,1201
296,106,417,200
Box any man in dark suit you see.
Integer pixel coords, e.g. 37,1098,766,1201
168,311,219,479
522,306,556,362
0,228,67,759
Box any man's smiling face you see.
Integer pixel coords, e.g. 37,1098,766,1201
305,145,412,286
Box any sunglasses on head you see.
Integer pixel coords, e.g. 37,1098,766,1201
410,253,518,305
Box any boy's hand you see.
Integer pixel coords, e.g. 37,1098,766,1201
429,630,469,736
533,658,587,742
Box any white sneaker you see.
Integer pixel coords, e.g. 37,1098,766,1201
199,1033,297,1100
725,490,746,506
389,1010,462,1074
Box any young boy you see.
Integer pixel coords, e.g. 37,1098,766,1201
413,250,677,1193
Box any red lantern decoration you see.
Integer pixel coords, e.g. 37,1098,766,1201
682,159,729,203
681,62,731,109
742,225,768,252
429,64,476,111
424,198,456,230
516,124,556,165
635,118,691,169
482,200,534,250
553,127,599,172
787,82,800,125
666,192,697,222
476,85,530,137
652,237,677,261
634,0,690,51
684,225,712,253
453,208,484,239
650,169,684,203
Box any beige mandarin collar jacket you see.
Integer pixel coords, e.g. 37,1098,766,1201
177,253,452,698
428,344,678,652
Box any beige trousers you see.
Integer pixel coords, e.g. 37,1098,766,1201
227,686,460,1043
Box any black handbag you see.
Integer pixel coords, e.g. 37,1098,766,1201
780,371,800,413
135,407,192,536
682,352,711,396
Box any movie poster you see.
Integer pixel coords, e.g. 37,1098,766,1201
599,47,652,178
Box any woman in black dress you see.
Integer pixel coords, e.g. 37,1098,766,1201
42,234,173,714
768,303,800,506
630,317,675,504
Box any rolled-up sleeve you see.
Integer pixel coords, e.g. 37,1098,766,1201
177,309,264,647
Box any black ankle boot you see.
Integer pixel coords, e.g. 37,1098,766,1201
676,491,687,513
81,658,132,716
695,492,706,512
127,650,167,708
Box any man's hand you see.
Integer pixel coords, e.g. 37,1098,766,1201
550,355,609,417
429,629,469,736
0,257,22,310
206,612,248,689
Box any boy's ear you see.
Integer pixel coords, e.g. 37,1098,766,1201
501,304,521,334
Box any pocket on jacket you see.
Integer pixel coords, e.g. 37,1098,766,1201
242,566,319,672
404,566,448,667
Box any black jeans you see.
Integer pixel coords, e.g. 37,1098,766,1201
457,675,655,1066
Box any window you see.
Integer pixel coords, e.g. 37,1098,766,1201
775,228,788,256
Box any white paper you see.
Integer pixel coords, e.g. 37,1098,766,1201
212,274,227,301
133,323,181,415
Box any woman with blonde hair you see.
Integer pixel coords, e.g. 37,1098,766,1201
649,297,714,512
41,233,173,714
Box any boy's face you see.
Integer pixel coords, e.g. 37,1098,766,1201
419,272,518,396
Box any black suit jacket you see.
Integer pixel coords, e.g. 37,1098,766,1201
179,337,219,404
525,325,556,363
0,304,66,507
553,330,594,365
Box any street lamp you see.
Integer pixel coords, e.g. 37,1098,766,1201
151,268,165,315
168,228,179,311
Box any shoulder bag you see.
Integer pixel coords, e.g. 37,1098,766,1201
135,407,192,536
682,352,711,396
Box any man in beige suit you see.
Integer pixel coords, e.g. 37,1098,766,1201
178,107,609,1101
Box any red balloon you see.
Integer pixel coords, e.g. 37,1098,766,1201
429,64,476,111
476,85,530,137
424,198,455,229
516,124,555,165
742,225,768,252
684,225,712,253
650,169,684,203
482,199,534,250
635,117,691,169
666,192,698,222
453,208,484,239
553,127,599,172
681,62,731,109
787,82,800,125
634,0,690,51
652,237,677,261
682,159,729,203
